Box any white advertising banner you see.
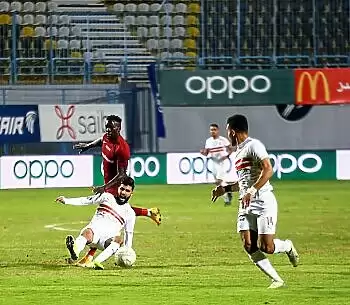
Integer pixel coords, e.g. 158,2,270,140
336,150,350,180
39,104,126,142
0,155,93,189
166,153,238,184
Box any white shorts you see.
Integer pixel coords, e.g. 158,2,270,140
236,191,278,235
81,214,122,251
212,163,226,181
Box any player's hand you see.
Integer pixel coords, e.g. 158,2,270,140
211,185,225,202
73,143,89,154
92,185,105,194
242,193,252,208
200,148,209,156
55,196,66,204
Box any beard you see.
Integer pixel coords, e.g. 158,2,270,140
116,195,130,205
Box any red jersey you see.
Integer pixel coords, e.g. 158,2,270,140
101,133,130,195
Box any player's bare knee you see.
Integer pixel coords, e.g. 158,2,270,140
259,241,274,254
81,228,93,243
113,236,123,244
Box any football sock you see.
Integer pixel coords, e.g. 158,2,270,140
87,248,97,258
94,241,120,264
250,250,284,283
223,193,232,203
273,239,292,254
132,206,148,217
74,235,88,257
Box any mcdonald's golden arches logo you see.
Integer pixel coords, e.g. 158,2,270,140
297,71,330,104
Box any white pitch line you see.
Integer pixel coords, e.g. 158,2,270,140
44,221,86,232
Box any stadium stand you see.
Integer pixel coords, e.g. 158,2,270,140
0,0,349,84
201,0,350,69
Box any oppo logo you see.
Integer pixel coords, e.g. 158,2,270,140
269,153,322,179
101,156,160,178
185,75,271,99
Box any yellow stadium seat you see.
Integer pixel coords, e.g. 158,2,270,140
185,51,197,58
44,39,57,50
187,26,200,38
184,38,197,50
71,51,82,58
186,15,199,26
188,3,200,14
93,63,106,73
22,26,34,37
0,14,11,25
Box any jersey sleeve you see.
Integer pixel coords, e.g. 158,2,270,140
63,193,106,206
204,138,210,149
123,207,136,248
251,140,269,161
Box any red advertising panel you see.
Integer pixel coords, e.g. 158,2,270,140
294,68,350,105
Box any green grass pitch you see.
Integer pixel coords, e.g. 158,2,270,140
0,181,350,305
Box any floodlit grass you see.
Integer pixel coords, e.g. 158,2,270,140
0,181,350,305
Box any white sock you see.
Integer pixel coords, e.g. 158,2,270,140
273,239,292,254
250,250,284,283
147,209,151,217
94,241,120,264
74,235,87,257
223,193,229,203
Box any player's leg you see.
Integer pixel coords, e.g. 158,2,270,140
66,228,94,261
91,236,123,270
214,164,232,206
76,247,97,267
238,213,284,288
132,206,162,225
258,192,299,267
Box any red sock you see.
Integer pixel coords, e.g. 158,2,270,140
88,248,97,257
132,206,148,217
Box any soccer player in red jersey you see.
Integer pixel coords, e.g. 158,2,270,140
73,115,161,224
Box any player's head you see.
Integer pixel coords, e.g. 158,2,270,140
209,123,219,138
105,115,122,139
226,114,248,145
116,176,135,205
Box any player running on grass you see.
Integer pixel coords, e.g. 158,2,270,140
56,176,136,270
73,114,161,226
211,114,299,289
200,123,234,206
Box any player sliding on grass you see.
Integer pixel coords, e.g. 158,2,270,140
73,114,161,226
56,176,136,270
211,114,299,289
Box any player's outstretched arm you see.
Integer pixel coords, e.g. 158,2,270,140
93,167,127,194
124,209,136,247
55,193,104,205
73,137,102,154
211,183,239,202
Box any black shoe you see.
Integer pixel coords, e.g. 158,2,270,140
65,235,78,261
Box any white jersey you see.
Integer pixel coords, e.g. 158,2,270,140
205,136,230,164
63,193,136,247
234,137,273,200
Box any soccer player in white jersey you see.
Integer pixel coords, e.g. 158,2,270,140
56,176,136,270
200,123,233,206
211,114,299,289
